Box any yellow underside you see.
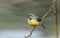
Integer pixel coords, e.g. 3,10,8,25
28,18,39,27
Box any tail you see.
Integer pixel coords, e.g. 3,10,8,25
41,24,46,29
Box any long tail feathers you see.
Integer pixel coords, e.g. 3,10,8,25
41,24,46,29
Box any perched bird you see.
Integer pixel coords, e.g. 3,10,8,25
27,13,46,29
25,13,46,38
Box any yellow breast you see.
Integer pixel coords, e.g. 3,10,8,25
28,18,39,27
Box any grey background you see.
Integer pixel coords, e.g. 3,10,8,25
0,0,60,38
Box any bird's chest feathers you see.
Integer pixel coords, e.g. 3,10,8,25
28,18,39,26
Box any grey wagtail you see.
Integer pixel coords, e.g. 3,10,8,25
27,13,46,29
25,13,46,38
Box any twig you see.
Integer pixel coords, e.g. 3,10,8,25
40,5,53,25
41,1,60,25
24,27,35,38
41,2,60,21
41,5,53,21
53,0,58,38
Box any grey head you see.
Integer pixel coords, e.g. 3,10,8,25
27,13,36,20
27,13,41,22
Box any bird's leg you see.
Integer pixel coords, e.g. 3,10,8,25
25,27,35,38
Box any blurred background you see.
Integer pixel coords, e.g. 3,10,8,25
0,0,60,38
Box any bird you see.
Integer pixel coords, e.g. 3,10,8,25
25,13,46,38
27,13,46,29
